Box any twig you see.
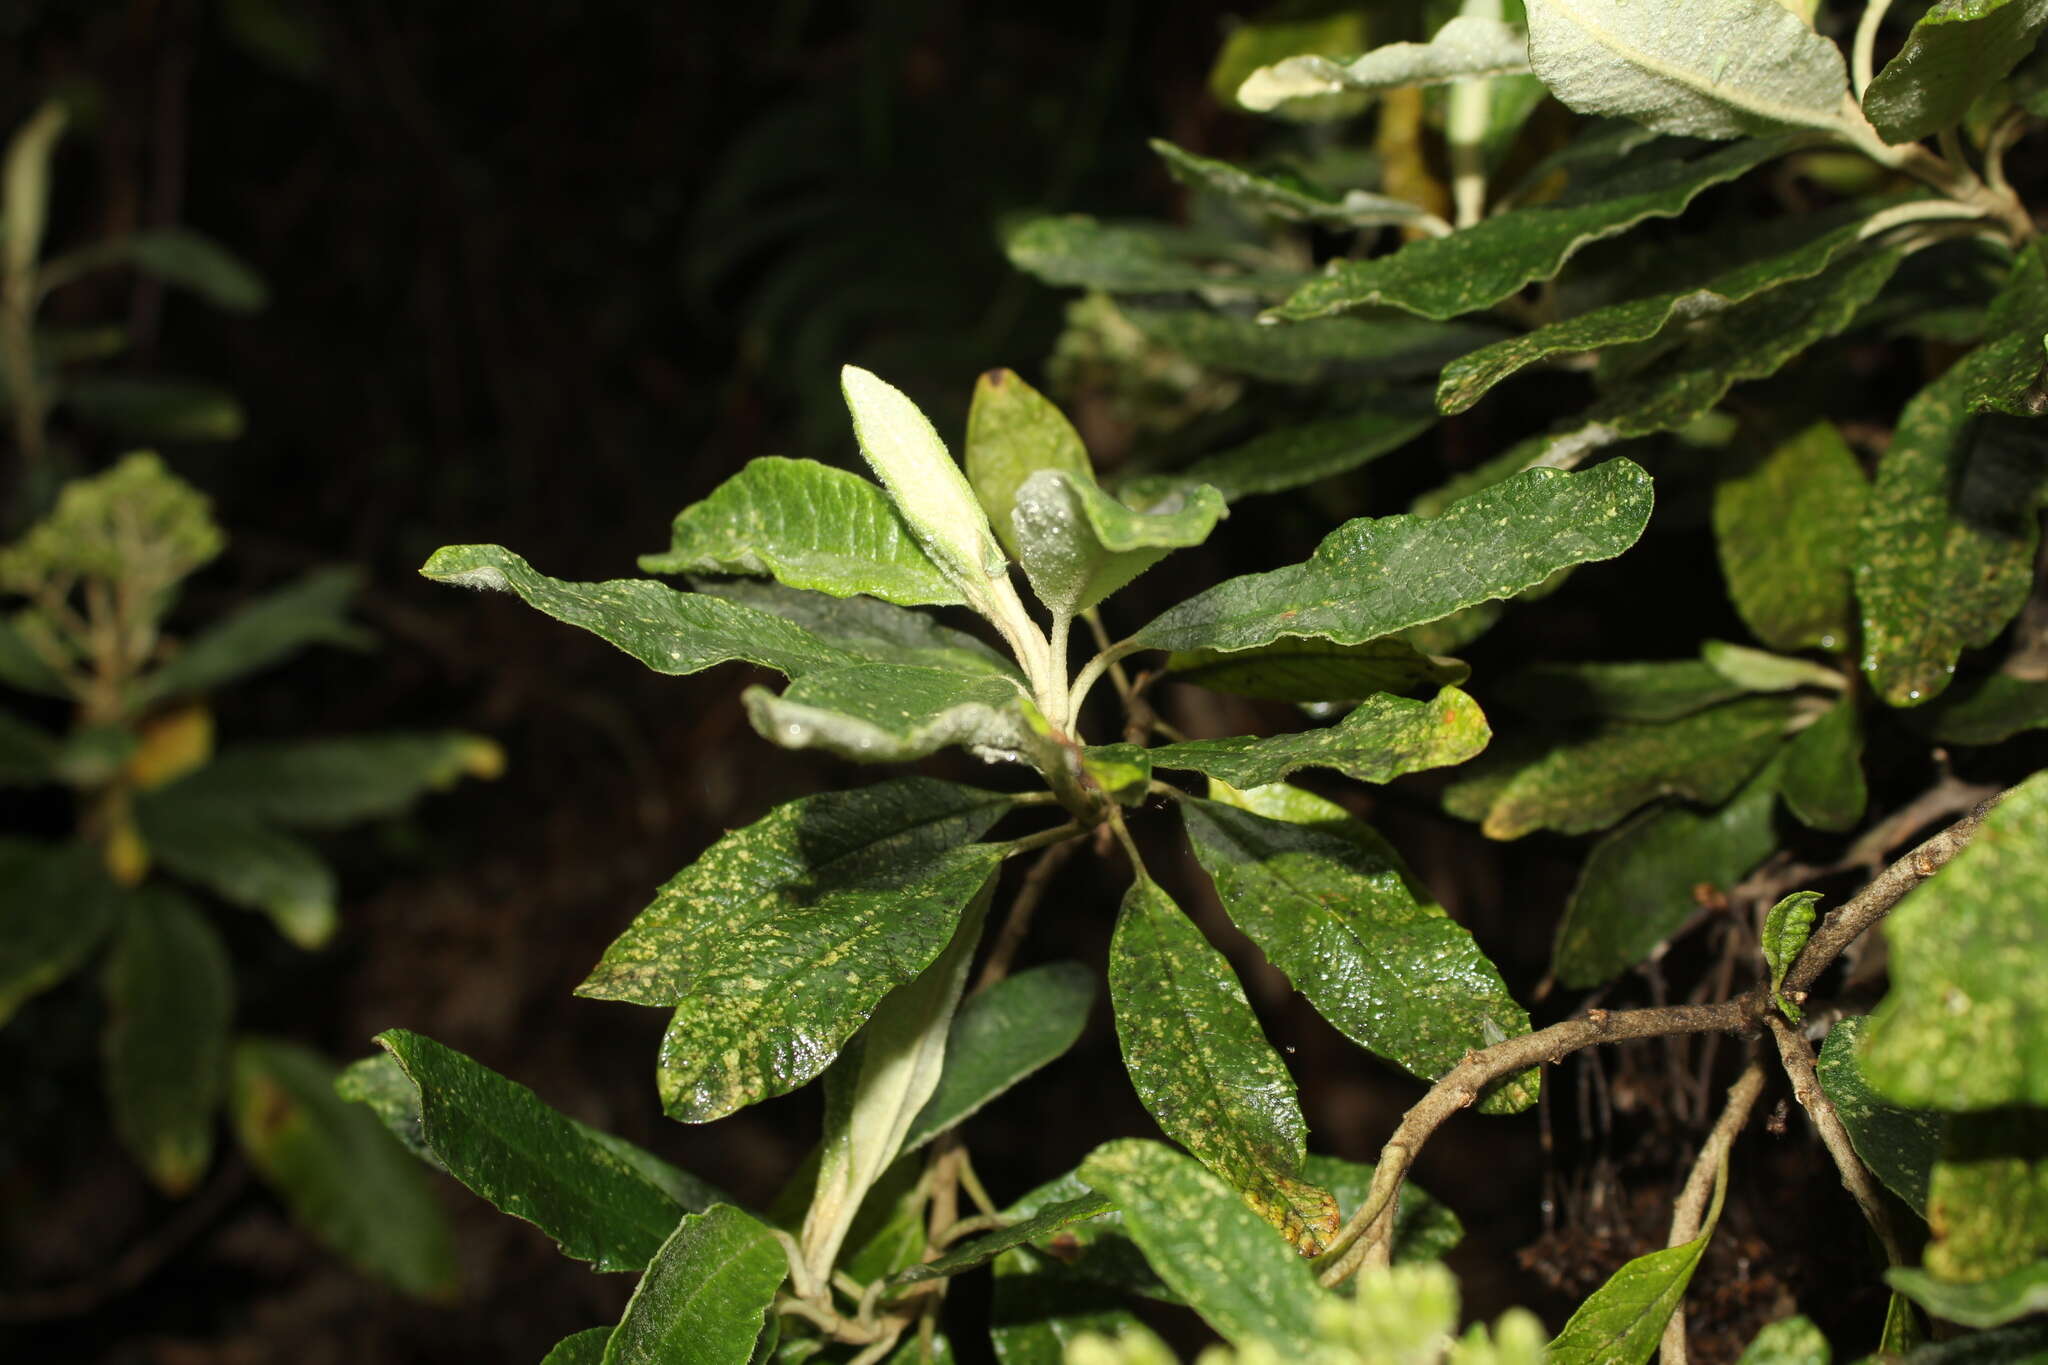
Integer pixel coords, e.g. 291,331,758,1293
1660,1059,1769,1365
1767,1016,1904,1266
975,838,1082,993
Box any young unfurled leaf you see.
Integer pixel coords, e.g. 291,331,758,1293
0,839,122,1026
101,889,233,1194
1816,1016,1946,1217
1147,685,1490,789
133,794,338,948
1888,1260,2048,1331
1863,0,2048,145
1077,1138,1329,1352
1452,695,1792,840
1552,761,1781,987
903,961,1096,1151
230,1037,457,1299
1107,880,1339,1253
1921,1111,2048,1281
1207,8,1370,117
356,1029,718,1272
742,664,1032,765
1524,0,1853,139
1269,138,1788,321
964,367,1094,560
1439,217,1877,415
1133,460,1652,654
601,1205,787,1365
1237,16,1531,113
1011,469,1226,617
1760,890,1820,1021
1778,696,1866,832
1182,794,1537,1113
1713,420,1867,653
421,545,850,681
638,456,962,606
154,732,500,828
1119,403,1439,506
133,568,366,710
1702,642,1843,694
1148,140,1446,231
1860,772,2048,1109
1165,637,1468,703
1547,1151,1728,1365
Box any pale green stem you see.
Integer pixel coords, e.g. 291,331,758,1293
1447,0,1500,229
1852,0,1894,99
1068,638,1143,724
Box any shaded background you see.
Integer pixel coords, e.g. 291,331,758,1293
0,1,2004,1361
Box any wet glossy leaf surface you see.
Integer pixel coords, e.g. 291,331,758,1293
541,1328,611,1365
1134,461,1652,653
1270,139,1787,320
1183,795,1536,1113
366,1028,717,1272
1861,772,2048,1108
1552,762,1781,986
1816,1015,1946,1216
1077,1138,1327,1351
1864,0,2048,144
102,888,232,1194
1714,421,1867,653
894,1192,1115,1285
1149,685,1490,789
1525,0,1851,138
742,665,1030,765
639,456,960,606
904,961,1096,1151
1107,880,1339,1251
964,367,1093,560
231,1036,457,1299
1165,637,1468,702
690,578,1016,678
0,839,122,1026
602,1204,786,1365
1011,468,1225,616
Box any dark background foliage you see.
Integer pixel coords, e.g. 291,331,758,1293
2,2,2027,1361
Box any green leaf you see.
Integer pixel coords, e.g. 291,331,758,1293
1737,1315,1830,1365
742,665,1031,765
1300,1152,1465,1264
1457,696,1792,840
102,889,232,1194
0,839,122,1026
110,227,269,312
601,1205,787,1365
964,367,1093,560
894,1192,1116,1286
1816,1015,1947,1216
1121,305,1505,388
0,708,56,784
136,568,367,708
62,377,246,441
1502,659,1748,722
903,961,1095,1151
1921,673,2048,746
1183,793,1536,1114
1269,137,1789,321
335,1052,440,1171
154,732,499,829
1857,354,2048,708
1547,1154,1728,1365
4,100,66,279
542,1329,613,1365
1779,697,1867,833
1922,1111,2048,1281
0,612,68,696
1885,1290,1926,1356
1901,1322,2048,1363
1107,879,1339,1252
1148,685,1490,789
638,457,961,606
1713,420,1868,652
1165,637,1469,703
229,1036,457,1299
1438,218,1876,415
1134,460,1653,654
1524,0,1854,138
1148,140,1446,231
363,1028,718,1272
1861,772,2048,1108
134,793,338,949
1119,403,1439,506
1552,760,1781,987
1004,216,1309,297
989,1252,1166,1365
1701,644,1845,693
688,577,1016,678
1207,8,1370,117
1076,1138,1328,1352
1013,469,1225,617
1761,891,1821,1021
1238,15,1532,111
1889,1260,2048,1330
421,545,849,681
1864,0,2048,144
